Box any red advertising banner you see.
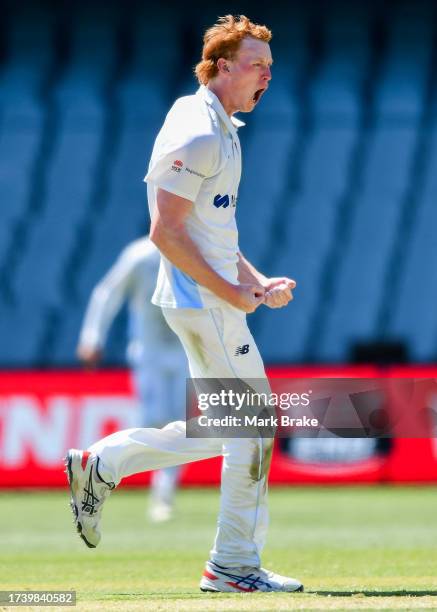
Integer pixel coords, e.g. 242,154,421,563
0,367,437,487
0,370,221,488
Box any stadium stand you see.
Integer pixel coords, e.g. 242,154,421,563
0,3,54,281
253,2,369,362
317,0,434,362
388,125,437,361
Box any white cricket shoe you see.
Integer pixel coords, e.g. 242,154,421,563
200,560,303,593
65,449,115,548
149,500,173,523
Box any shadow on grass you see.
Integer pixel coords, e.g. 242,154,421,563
309,590,437,598
108,590,437,599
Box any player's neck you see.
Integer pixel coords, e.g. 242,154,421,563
207,82,236,117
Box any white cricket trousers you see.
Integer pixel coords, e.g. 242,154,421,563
131,351,188,508
89,304,273,568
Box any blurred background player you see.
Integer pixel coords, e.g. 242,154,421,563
77,236,188,522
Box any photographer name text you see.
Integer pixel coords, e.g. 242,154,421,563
197,415,319,427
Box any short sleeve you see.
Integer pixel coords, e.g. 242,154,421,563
145,134,218,202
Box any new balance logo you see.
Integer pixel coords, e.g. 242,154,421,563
213,194,230,208
235,344,250,356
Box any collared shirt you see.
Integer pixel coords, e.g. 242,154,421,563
144,85,244,309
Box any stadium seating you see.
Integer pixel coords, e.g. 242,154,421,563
388,126,437,361
257,124,356,362
0,3,53,288
318,124,417,361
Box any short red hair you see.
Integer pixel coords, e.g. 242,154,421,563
195,15,272,85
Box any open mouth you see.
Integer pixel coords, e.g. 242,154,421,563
252,89,265,103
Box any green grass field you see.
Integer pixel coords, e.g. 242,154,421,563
1,486,437,610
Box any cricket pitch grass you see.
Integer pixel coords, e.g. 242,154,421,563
1,486,437,611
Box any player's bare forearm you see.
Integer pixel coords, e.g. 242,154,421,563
237,252,268,287
150,189,265,313
151,220,235,302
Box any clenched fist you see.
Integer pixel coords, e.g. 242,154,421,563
264,278,296,309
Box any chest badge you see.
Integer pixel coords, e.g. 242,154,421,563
213,194,230,209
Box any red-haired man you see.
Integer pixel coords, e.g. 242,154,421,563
66,15,301,593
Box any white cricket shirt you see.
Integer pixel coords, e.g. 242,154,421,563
144,85,244,309
79,238,182,366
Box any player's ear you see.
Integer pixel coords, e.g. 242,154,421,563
217,58,231,75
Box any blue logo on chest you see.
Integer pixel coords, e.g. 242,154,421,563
213,194,230,209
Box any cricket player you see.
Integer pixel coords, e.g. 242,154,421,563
77,237,188,522
66,15,302,593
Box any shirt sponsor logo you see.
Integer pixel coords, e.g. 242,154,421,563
185,166,206,178
171,160,184,173
213,193,230,209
